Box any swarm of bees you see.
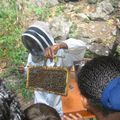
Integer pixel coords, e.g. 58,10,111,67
27,66,69,96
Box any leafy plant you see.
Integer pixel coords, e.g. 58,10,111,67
55,4,65,16
0,0,29,99
20,77,33,100
0,0,26,66
84,50,99,58
32,4,52,21
0,0,64,101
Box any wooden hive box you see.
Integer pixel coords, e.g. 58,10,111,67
62,58,95,119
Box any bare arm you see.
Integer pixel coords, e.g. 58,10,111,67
44,42,68,59
44,38,86,60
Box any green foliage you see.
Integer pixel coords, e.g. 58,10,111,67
0,0,64,101
20,77,33,100
32,4,52,21
55,4,65,16
117,46,120,54
0,0,30,99
85,50,99,58
109,0,119,7
1,65,33,101
115,46,120,59
87,0,98,4
5,73,33,101
31,3,65,20
69,23,79,38
0,0,26,66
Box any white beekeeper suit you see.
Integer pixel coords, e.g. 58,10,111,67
22,21,86,117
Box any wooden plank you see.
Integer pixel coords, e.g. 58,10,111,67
64,110,95,119
62,71,95,119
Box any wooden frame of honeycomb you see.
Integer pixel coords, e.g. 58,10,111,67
26,66,69,96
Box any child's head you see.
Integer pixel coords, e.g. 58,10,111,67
22,21,54,57
77,56,120,116
24,103,61,120
0,79,24,120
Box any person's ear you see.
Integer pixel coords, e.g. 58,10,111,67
80,95,89,109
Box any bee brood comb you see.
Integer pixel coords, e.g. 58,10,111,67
26,66,69,96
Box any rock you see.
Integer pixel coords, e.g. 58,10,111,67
88,43,110,56
28,0,59,8
112,29,117,36
80,37,94,44
118,2,120,8
47,0,59,7
89,0,114,20
87,0,98,4
64,0,79,2
109,0,120,8
78,13,90,22
49,15,72,41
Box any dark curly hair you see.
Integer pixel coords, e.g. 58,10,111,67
77,56,120,114
24,103,61,120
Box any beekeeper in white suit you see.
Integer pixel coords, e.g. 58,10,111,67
22,21,87,117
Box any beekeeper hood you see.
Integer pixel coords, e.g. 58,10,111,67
22,21,54,57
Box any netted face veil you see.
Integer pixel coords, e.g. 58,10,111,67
22,21,54,60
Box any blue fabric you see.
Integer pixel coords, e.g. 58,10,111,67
101,77,120,111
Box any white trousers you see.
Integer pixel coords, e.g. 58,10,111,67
34,90,63,117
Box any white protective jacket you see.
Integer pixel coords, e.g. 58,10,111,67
26,38,86,117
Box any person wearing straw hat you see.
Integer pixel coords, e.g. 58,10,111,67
22,21,87,118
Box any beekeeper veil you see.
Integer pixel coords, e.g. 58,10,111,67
22,21,54,59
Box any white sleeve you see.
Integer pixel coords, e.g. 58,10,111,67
24,53,33,73
63,38,86,50
62,38,87,66
26,53,33,66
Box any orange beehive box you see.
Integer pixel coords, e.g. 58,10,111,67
62,60,95,119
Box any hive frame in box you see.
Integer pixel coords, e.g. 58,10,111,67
26,66,69,96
